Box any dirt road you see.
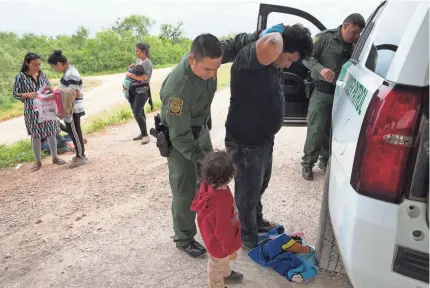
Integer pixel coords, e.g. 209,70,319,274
0,88,352,288
0,68,173,145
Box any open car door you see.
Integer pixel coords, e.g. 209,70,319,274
257,4,327,126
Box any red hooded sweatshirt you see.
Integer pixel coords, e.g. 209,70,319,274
190,183,242,259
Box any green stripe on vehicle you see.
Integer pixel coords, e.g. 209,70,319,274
344,74,368,115
334,61,353,98
338,61,353,81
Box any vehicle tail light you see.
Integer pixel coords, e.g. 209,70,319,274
350,83,427,203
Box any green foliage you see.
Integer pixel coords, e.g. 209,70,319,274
160,22,184,41
0,140,41,168
0,15,189,115
112,15,154,41
219,33,237,41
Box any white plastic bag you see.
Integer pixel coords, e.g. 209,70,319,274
37,89,57,123
33,98,39,111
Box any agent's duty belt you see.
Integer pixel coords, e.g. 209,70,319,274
315,81,336,94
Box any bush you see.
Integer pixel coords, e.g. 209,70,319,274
0,140,39,168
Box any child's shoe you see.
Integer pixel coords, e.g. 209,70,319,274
224,270,243,284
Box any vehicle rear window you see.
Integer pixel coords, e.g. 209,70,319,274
365,2,418,78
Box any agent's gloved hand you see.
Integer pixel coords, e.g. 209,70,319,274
259,23,286,38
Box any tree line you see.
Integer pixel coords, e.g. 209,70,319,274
0,15,192,111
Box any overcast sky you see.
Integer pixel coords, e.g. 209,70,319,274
0,0,382,38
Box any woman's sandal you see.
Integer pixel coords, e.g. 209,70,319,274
31,162,42,172
52,157,66,165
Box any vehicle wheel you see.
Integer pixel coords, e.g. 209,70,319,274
315,157,345,273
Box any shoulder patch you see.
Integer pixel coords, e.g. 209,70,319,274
169,97,183,115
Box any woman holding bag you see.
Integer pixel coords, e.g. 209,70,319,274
13,52,65,172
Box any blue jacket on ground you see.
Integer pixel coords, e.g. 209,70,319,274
249,234,302,277
249,232,319,282
287,249,318,282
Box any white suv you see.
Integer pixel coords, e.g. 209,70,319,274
257,1,429,287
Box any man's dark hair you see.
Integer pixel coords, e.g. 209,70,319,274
47,50,68,65
344,13,366,29
190,33,223,61
282,24,313,59
136,43,150,57
133,64,146,76
201,150,235,188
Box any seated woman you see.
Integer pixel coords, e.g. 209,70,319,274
41,120,87,155
41,134,72,155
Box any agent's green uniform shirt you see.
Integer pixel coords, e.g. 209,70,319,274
301,26,353,167
159,32,260,246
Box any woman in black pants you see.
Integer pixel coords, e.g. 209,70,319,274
125,43,153,145
48,50,87,168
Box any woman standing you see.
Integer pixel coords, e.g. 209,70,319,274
13,52,65,171
48,50,87,168
125,43,153,145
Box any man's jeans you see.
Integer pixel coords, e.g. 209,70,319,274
225,136,273,246
131,91,149,137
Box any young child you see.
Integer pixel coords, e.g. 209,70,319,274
123,64,146,101
191,150,244,288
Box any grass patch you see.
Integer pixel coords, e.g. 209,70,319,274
0,101,23,121
50,78,102,91
82,99,162,135
0,140,46,169
83,105,134,134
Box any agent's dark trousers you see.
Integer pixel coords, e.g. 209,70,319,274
168,128,213,247
225,136,273,246
302,90,333,167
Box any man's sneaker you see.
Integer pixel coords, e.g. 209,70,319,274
224,270,244,284
302,165,313,181
257,219,278,233
176,240,207,258
241,241,257,251
70,156,88,169
133,134,143,141
72,155,88,162
141,136,150,145
318,161,327,173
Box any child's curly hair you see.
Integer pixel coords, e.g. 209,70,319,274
201,150,235,188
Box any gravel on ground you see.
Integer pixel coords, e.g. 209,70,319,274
0,88,352,288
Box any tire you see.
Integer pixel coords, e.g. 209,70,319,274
315,157,345,273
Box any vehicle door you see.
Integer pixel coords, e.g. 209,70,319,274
257,3,326,126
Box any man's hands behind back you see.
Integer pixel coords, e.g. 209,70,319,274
259,24,286,38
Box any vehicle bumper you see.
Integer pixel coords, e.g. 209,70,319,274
328,156,429,288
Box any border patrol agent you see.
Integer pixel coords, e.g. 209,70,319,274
159,29,283,258
301,13,365,181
